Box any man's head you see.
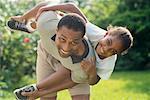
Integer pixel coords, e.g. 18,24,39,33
55,13,86,58
96,26,133,59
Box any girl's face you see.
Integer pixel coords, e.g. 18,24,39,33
96,32,123,59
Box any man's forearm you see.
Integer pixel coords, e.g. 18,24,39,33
41,3,88,22
36,66,71,90
37,78,77,98
88,75,101,85
38,74,100,98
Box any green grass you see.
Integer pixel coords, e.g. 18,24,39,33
1,71,150,100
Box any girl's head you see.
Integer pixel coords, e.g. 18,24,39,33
96,26,133,59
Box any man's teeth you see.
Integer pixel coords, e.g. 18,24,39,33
61,50,68,54
101,47,104,54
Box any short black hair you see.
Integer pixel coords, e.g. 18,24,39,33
57,13,86,37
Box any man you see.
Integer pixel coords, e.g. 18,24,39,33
29,12,97,100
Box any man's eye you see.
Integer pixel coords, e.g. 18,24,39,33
59,37,65,41
71,42,79,46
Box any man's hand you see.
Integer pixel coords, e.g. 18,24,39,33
21,89,39,100
80,57,100,85
80,57,96,77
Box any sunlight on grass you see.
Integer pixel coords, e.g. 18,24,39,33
1,71,150,100
90,71,150,100
91,79,149,100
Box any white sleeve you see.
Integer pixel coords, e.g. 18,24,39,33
86,22,106,42
96,55,117,80
97,68,114,80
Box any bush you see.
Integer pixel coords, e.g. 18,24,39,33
0,0,39,90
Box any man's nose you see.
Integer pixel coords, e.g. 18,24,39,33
62,43,71,52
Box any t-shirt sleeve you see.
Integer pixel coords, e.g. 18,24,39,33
85,22,106,42
97,68,114,80
96,55,117,80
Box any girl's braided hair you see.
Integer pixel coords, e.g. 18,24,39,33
107,25,133,55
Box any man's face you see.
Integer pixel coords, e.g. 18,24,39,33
55,26,83,58
96,32,123,59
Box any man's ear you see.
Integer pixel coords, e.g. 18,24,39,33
56,28,58,34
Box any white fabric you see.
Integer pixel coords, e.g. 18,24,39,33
86,22,117,80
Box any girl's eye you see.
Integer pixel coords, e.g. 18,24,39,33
112,50,117,54
109,49,117,55
107,39,111,46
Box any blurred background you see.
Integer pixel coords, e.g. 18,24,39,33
0,0,150,100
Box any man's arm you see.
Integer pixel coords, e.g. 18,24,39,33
81,57,101,85
36,3,88,22
36,65,75,90
22,74,77,99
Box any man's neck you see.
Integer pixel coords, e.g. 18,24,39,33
76,41,85,56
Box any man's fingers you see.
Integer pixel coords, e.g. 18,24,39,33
80,62,85,68
28,97,35,100
35,14,40,21
35,11,42,21
91,57,95,61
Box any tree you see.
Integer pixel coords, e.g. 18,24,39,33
102,0,150,70
79,0,150,70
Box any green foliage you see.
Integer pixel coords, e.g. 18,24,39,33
81,0,120,26
101,0,150,70
80,0,150,70
0,0,39,91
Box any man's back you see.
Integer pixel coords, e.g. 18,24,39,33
37,11,95,83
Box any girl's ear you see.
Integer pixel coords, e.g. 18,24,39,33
107,25,113,30
104,31,108,37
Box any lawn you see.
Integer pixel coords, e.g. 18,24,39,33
1,71,150,100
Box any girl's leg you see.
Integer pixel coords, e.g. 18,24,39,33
11,1,49,23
